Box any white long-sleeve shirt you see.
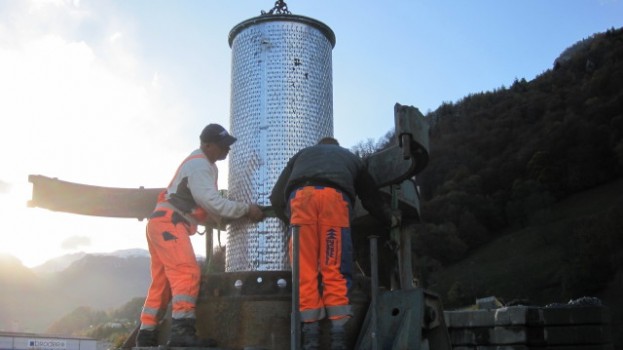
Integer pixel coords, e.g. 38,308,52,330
162,149,249,222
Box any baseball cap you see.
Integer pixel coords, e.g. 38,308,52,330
200,124,237,147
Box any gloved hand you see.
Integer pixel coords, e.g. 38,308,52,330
390,210,401,229
259,205,276,217
269,203,289,225
247,204,265,222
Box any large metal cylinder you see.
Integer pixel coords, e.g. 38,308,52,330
226,14,336,271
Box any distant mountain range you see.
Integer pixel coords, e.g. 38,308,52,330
0,249,152,333
32,249,151,275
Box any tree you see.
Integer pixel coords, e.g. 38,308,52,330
413,223,468,265
47,306,107,336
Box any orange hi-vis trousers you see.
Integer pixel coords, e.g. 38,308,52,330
139,208,201,329
288,186,354,324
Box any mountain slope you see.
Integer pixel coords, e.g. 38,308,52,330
427,178,623,347
0,251,151,332
428,178,623,304
32,252,87,275
50,254,151,310
0,254,45,332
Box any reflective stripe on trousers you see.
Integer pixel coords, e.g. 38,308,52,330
288,186,354,322
140,208,201,327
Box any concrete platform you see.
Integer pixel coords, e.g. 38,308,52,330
444,306,611,328
444,304,613,349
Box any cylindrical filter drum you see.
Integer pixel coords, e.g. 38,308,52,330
226,14,336,272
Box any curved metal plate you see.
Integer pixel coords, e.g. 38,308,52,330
27,174,161,220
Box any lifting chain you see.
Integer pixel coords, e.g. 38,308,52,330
261,0,291,15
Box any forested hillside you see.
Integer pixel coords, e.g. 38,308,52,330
351,27,623,307
396,27,623,347
403,26,622,287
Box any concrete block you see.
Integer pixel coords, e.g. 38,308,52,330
445,307,538,328
448,325,611,346
539,306,611,326
445,306,611,328
452,345,614,350
476,296,504,310
538,325,612,345
449,326,530,345
452,346,530,350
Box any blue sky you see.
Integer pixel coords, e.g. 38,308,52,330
0,0,621,267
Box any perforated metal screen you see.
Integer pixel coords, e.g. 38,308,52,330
226,15,335,271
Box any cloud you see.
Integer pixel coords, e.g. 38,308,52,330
0,0,189,267
0,181,9,194
61,235,91,250
29,0,81,10
0,0,194,187
109,31,122,43
0,0,227,268
0,180,11,193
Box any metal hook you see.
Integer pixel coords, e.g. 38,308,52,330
261,0,291,15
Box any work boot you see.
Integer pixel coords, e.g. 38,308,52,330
135,329,158,347
167,318,217,348
301,321,320,350
330,325,347,350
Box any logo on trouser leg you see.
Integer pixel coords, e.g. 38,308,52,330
325,228,337,265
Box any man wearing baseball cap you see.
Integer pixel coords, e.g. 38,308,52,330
137,123,264,348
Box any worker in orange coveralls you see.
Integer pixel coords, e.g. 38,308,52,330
270,137,392,350
136,123,264,348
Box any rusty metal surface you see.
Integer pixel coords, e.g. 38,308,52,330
199,271,292,298
349,179,421,236
196,272,370,350
28,174,161,220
